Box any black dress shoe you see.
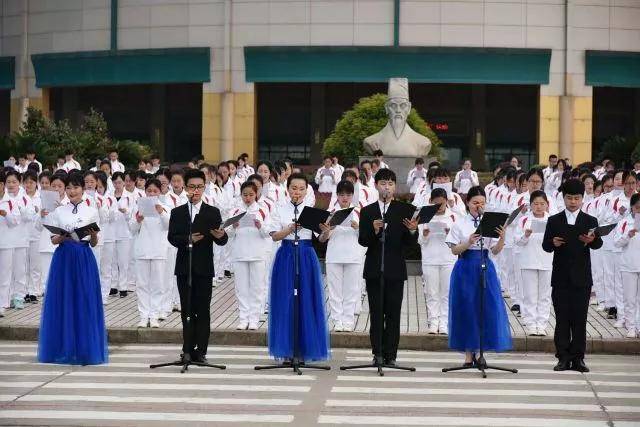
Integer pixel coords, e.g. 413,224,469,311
572,359,590,373
30,295,38,303
224,270,232,278
607,307,617,319
510,304,520,312
119,290,128,298
109,288,118,296
24,295,31,303
553,360,571,371
384,358,396,366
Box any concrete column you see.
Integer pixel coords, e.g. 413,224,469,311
220,89,234,161
559,95,573,161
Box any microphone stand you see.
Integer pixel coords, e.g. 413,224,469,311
340,193,416,376
442,211,517,378
255,201,330,375
151,194,226,373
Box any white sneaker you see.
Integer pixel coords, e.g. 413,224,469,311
342,323,354,332
589,296,597,305
334,322,343,332
626,328,637,339
596,303,606,312
137,319,149,328
149,318,160,328
102,298,111,306
614,319,625,328
236,321,248,330
157,313,166,321
439,326,448,335
248,322,258,330
537,327,547,336
0,308,5,317
526,327,537,336
427,324,438,334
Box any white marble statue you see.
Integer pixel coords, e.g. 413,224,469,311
364,78,432,157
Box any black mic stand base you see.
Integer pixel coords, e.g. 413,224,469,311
442,354,517,379
255,357,331,376
150,352,226,373
340,355,416,377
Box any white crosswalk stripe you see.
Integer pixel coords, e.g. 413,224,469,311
1,343,639,426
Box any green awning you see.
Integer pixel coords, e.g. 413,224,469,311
245,46,551,85
0,57,15,90
586,50,640,88
32,48,211,88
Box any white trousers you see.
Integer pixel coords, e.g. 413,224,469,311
591,249,604,303
113,239,130,292
233,260,265,324
128,239,136,288
621,271,640,330
257,248,273,313
0,249,12,307
613,256,625,318
9,247,27,301
26,241,42,296
136,259,164,320
164,246,179,311
501,247,519,305
40,252,53,293
422,264,453,329
100,241,115,300
326,263,361,327
520,269,552,329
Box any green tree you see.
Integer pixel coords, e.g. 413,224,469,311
322,93,442,163
597,135,637,169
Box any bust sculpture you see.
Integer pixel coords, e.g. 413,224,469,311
363,78,432,157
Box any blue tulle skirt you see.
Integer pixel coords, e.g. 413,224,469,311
448,250,512,352
38,241,108,365
268,240,329,361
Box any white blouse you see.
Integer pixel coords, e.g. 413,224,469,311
270,202,313,241
445,213,499,251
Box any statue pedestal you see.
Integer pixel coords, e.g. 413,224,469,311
359,156,437,194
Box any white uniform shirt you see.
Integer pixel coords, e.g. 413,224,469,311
62,159,82,172
48,199,100,242
227,202,271,261
603,192,635,253
112,194,134,240
25,191,42,242
128,200,170,259
613,214,640,272
514,212,552,270
270,202,313,241
454,169,479,195
407,167,427,194
110,160,125,173
445,213,499,250
315,167,338,193
0,197,21,249
418,209,458,266
1,192,35,248
98,193,117,243
325,205,363,264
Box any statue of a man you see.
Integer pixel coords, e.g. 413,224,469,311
364,78,432,157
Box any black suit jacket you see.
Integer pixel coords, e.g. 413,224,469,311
359,201,418,281
168,202,228,277
542,210,603,289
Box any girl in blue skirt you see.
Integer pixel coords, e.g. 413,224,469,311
38,172,108,365
445,186,512,366
267,173,329,362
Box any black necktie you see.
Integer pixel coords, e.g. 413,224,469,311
71,201,81,214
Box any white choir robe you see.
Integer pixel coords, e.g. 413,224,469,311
514,213,553,333
111,194,133,293
605,192,634,323
0,199,21,309
129,202,170,321
98,193,118,301
25,191,43,296
419,210,457,332
613,214,640,333
1,193,35,303
324,206,363,330
228,203,271,325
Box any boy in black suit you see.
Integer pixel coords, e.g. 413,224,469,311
542,179,602,372
359,168,418,365
168,169,228,363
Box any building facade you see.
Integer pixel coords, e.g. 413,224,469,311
0,0,639,169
